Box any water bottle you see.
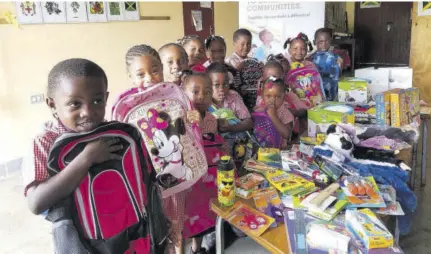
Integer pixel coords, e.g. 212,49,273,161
217,155,236,206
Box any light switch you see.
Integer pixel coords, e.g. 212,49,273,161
30,94,45,104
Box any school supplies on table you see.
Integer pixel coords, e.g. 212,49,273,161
257,147,281,162
306,223,351,253
264,169,316,196
244,159,282,175
253,188,284,226
346,209,394,249
225,202,275,237
377,184,404,216
235,173,265,199
340,176,386,208
301,191,347,221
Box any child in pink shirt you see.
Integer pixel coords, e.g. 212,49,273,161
225,28,253,70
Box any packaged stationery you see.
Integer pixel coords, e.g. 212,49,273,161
225,203,275,237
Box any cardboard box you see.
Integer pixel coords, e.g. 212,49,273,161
403,87,420,126
307,102,355,137
338,78,369,104
375,88,402,126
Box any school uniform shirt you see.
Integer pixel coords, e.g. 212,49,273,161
221,89,251,120
22,119,68,196
225,52,250,70
276,103,295,148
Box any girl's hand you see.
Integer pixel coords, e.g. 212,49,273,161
83,138,123,165
187,110,201,124
266,104,277,118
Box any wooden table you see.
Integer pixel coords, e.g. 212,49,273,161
210,198,290,254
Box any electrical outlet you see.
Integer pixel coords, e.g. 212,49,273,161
30,94,45,104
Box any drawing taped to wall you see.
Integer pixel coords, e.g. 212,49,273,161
123,1,140,21
15,1,43,24
107,2,125,21
418,2,431,16
41,1,66,23
87,1,107,22
66,1,88,23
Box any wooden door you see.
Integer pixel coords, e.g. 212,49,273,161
354,2,412,66
182,2,214,39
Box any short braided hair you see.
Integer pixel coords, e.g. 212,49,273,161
264,60,283,75
158,43,188,63
177,35,203,47
47,58,107,97
125,44,161,72
206,62,228,76
204,35,226,50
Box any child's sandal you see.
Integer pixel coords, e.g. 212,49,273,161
190,247,207,254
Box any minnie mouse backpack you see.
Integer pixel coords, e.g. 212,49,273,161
46,122,169,254
252,111,283,149
112,83,207,197
285,62,326,107
239,59,264,111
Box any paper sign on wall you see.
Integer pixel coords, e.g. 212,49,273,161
200,2,212,8
123,1,140,21
107,2,124,21
239,1,325,62
191,10,203,32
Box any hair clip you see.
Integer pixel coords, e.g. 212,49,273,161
268,76,277,81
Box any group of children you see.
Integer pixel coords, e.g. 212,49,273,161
22,26,343,254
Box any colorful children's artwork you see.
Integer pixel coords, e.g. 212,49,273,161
41,1,66,23
107,2,124,21
86,1,107,22
418,2,431,16
123,1,140,21
66,1,88,23
15,1,43,24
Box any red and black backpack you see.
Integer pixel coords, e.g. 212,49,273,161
46,121,169,254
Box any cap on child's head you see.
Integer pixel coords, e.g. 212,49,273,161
47,58,108,97
283,32,313,52
233,28,252,42
125,44,160,71
204,35,226,50
158,43,188,62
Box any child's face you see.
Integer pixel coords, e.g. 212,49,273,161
315,32,331,52
160,46,189,85
46,76,108,132
210,72,229,103
288,39,307,62
184,39,204,67
183,76,213,114
263,84,284,109
128,55,163,88
263,66,283,80
206,40,226,64
234,35,252,58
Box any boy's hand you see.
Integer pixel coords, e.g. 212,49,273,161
83,138,123,165
187,110,201,124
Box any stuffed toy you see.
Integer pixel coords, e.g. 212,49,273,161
313,123,417,235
